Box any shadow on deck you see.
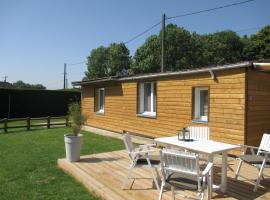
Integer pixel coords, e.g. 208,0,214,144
58,150,270,200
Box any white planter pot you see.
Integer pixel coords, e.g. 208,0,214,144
64,134,83,162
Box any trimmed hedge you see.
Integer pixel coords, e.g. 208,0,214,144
0,89,81,119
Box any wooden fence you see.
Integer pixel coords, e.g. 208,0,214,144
0,116,69,133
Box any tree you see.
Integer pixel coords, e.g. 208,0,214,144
12,80,46,89
108,43,131,75
202,30,244,65
164,24,193,71
85,46,109,79
130,35,161,74
85,43,131,79
242,25,270,60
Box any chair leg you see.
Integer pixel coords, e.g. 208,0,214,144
235,159,243,180
200,191,204,200
154,167,161,185
171,186,175,200
146,158,160,190
254,160,266,192
206,173,211,200
122,163,135,189
158,182,165,200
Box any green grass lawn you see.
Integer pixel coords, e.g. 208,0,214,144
0,127,124,200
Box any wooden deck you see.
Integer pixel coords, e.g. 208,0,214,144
58,150,270,200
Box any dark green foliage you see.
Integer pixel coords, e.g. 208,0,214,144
164,24,193,71
131,24,247,74
130,35,161,74
13,80,46,90
242,25,270,60
198,30,244,65
86,43,131,79
108,43,131,75
85,24,270,76
0,127,124,200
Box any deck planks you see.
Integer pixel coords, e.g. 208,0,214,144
58,150,270,200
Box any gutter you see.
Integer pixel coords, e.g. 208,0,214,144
253,62,270,72
118,62,252,81
72,61,252,86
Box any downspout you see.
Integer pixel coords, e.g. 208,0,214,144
244,67,248,145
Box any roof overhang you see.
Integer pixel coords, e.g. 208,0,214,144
72,61,270,86
72,77,119,86
118,61,252,81
253,63,270,72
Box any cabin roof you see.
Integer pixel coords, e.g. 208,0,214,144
73,60,270,86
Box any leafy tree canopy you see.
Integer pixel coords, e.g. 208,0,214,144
85,24,270,77
242,25,270,60
85,43,131,79
12,80,46,90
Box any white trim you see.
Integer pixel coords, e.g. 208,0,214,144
194,87,208,122
253,62,270,66
97,88,105,113
138,82,156,117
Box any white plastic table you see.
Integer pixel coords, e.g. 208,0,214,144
154,136,239,193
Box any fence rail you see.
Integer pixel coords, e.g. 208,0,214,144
0,116,69,133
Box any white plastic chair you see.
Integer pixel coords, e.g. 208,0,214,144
235,133,270,192
122,132,160,190
158,149,213,200
188,126,210,141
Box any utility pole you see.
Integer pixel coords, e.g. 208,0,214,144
3,76,8,82
161,13,166,72
63,63,67,89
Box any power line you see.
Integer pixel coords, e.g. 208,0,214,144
167,0,256,20
235,26,263,33
123,0,257,44
67,61,86,66
124,21,162,44
67,0,258,65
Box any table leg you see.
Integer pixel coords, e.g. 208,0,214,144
221,152,228,193
208,154,213,197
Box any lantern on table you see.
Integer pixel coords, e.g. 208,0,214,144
178,127,190,141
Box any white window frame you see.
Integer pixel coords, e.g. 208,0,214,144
138,82,156,117
97,88,105,113
193,87,208,122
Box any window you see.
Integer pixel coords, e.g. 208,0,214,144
193,87,209,122
138,82,156,117
94,88,105,113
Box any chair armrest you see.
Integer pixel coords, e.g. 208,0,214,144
201,163,213,177
131,149,156,157
138,144,156,151
238,144,259,155
238,144,259,150
139,143,156,148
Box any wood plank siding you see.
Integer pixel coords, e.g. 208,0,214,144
247,69,270,146
82,68,247,146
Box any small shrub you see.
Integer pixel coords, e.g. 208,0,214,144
68,102,86,136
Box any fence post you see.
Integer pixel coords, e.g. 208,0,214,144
65,115,69,127
4,118,8,133
47,116,50,129
27,117,30,131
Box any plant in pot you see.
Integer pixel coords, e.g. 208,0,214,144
64,102,86,162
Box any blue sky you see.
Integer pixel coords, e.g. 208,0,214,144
0,0,269,89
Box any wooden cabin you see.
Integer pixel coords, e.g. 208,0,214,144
73,61,270,146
